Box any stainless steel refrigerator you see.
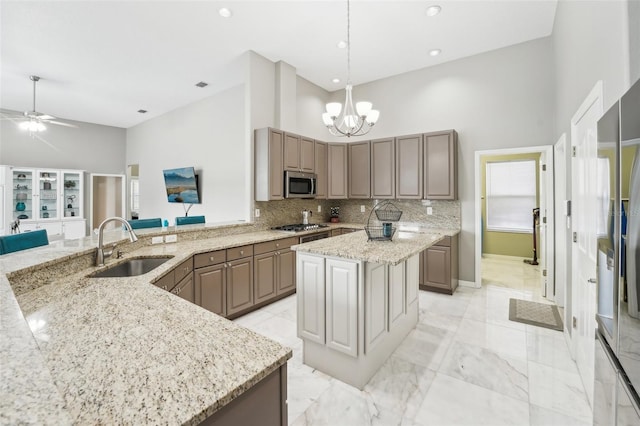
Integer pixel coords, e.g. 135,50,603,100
595,77,640,425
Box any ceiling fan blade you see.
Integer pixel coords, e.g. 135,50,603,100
48,120,78,128
33,133,61,152
38,114,56,120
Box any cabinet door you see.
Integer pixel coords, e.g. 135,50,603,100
283,133,301,171
154,271,175,291
328,143,348,199
406,254,419,307
173,272,195,304
365,262,387,353
371,138,395,199
196,264,226,316
315,141,328,199
62,171,83,219
277,248,296,294
424,130,457,200
12,168,35,222
37,170,60,220
297,254,325,344
300,137,315,173
269,130,285,199
325,258,358,357
424,245,451,291
254,252,277,304
348,141,371,198
395,134,423,199
226,257,254,315
255,128,284,201
388,261,405,330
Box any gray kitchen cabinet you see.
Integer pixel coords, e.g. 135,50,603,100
371,138,395,199
284,133,315,173
227,252,255,317
395,134,423,199
424,130,458,200
254,251,277,304
328,143,348,199
314,141,328,199
277,248,296,294
153,270,175,292
172,271,195,304
254,237,297,304
196,263,226,316
348,141,371,198
419,235,459,295
255,128,284,201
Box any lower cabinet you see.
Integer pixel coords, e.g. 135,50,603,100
227,256,254,316
195,263,226,316
419,235,459,295
172,272,195,303
325,258,358,357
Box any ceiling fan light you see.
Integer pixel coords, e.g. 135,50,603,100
326,102,342,117
356,101,372,117
366,110,380,125
19,121,31,130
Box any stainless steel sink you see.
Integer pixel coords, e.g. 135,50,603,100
89,256,173,278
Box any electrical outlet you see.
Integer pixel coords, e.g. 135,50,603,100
255,208,260,218
151,236,164,244
427,207,433,215
165,234,177,243
360,205,366,213
317,205,322,213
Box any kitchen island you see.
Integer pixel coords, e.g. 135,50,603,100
292,228,455,389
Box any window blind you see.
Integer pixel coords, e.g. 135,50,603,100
486,160,537,233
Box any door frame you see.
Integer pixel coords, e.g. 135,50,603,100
554,133,569,309
474,145,555,291
89,173,126,232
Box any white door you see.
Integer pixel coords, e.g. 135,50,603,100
539,152,548,297
554,134,568,309
571,81,603,407
539,147,556,300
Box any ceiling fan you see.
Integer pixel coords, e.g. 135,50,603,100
0,75,77,132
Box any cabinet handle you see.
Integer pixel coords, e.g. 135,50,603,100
240,250,244,255
210,256,215,261
276,243,280,247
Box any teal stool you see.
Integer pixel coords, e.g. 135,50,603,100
175,216,206,226
0,229,49,255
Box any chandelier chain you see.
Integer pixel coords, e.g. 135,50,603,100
347,0,351,84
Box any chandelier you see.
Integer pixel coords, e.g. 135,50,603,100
322,0,379,137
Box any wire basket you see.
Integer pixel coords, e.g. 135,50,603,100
365,225,396,241
374,202,402,222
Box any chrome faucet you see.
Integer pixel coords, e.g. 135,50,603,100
96,217,138,266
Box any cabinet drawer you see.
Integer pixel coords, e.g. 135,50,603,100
153,271,175,291
227,244,254,261
194,250,226,269
254,237,298,255
174,257,193,283
434,236,451,247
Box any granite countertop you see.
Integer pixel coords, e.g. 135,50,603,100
291,227,460,265
0,220,457,424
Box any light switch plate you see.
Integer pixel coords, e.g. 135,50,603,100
360,205,366,213
255,208,261,218
317,205,322,213
151,236,164,244
427,207,433,215
165,234,177,243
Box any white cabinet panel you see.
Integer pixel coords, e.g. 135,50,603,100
365,262,387,353
406,254,419,307
326,258,358,357
62,220,86,239
388,261,405,330
297,254,325,344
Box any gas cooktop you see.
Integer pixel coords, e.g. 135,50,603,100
272,223,329,232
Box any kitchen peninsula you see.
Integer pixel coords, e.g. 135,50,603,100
292,228,457,389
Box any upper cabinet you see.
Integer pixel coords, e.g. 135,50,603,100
255,128,284,201
424,130,458,200
395,134,423,199
315,141,328,199
284,132,315,173
348,141,371,199
371,138,395,199
328,143,348,199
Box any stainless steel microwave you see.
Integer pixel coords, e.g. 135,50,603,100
285,171,316,198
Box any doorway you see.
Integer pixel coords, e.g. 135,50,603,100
90,173,126,232
474,145,555,300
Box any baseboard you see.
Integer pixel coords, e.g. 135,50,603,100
482,253,530,262
459,279,479,289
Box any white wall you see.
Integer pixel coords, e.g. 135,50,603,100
126,84,246,224
296,76,332,141
297,37,555,283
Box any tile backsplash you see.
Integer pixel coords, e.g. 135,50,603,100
254,198,460,230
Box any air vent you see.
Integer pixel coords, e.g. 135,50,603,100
137,109,148,114
195,81,209,88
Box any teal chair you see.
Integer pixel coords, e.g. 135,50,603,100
175,216,206,226
128,218,162,229
0,229,49,255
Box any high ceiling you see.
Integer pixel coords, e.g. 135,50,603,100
1,1,557,129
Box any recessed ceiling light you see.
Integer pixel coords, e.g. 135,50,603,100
337,40,347,49
429,49,442,57
426,5,442,17
195,81,209,88
332,78,340,84
218,7,232,18
137,109,147,114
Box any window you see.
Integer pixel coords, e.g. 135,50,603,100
486,160,537,233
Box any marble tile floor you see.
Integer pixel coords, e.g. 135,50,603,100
233,256,591,425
